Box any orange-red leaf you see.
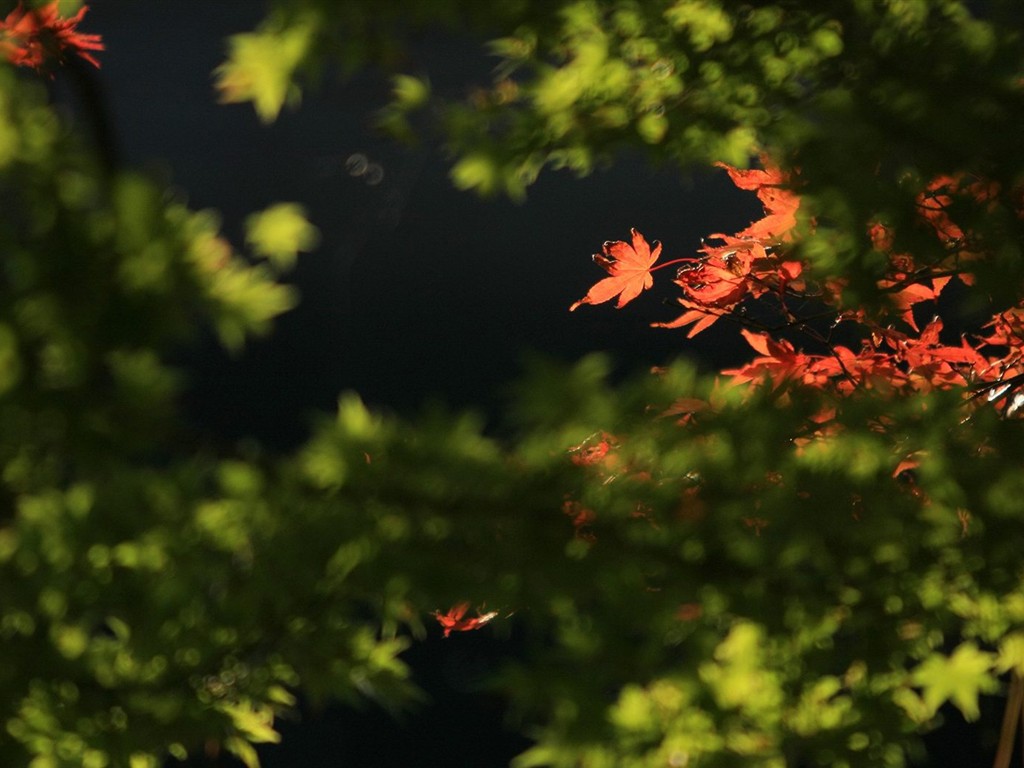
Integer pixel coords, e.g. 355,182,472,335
714,162,786,190
434,602,498,638
716,161,800,241
570,228,662,311
0,1,103,71
652,306,721,338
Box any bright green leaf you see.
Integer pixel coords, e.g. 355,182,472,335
214,20,316,122
911,643,998,721
245,203,320,271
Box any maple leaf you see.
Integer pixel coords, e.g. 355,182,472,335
917,175,966,242
652,304,724,338
214,22,313,123
724,330,821,389
878,317,986,391
715,162,786,191
570,228,662,311
434,602,498,638
0,2,103,71
911,643,998,721
715,162,800,241
682,258,749,302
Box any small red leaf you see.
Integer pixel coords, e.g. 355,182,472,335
434,603,498,638
570,228,662,311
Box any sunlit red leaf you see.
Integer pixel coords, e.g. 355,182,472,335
739,328,772,356
714,162,786,191
651,305,722,338
0,1,103,71
779,261,803,281
434,602,498,638
570,228,662,311
715,161,800,241
917,175,965,242
676,259,749,306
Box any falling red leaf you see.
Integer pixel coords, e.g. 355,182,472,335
434,602,498,638
570,228,662,311
0,1,103,72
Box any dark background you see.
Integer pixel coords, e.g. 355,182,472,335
70,2,1001,765
85,2,759,447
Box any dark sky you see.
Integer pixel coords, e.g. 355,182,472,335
86,0,762,450
78,3,763,767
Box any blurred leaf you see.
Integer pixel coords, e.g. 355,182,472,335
912,644,998,721
450,152,501,196
214,18,316,123
245,202,320,271
391,74,429,109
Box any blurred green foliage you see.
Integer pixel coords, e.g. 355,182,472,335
4,1,1024,767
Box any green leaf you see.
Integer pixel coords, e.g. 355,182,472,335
997,632,1024,675
637,111,668,144
911,643,998,721
224,737,261,768
392,74,430,109
245,203,320,271
450,152,501,195
221,702,281,744
664,0,734,51
214,19,316,123
205,263,299,351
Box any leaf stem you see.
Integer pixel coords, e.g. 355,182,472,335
650,257,701,273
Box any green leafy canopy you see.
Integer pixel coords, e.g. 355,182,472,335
5,2,1024,767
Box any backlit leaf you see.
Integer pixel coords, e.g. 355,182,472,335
245,202,320,271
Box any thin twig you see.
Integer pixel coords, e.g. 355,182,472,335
994,672,1023,768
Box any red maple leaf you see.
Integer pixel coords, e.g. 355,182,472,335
570,228,662,311
434,602,498,638
651,305,724,338
715,162,800,241
916,175,966,242
888,317,986,390
0,2,103,71
651,240,755,337
724,330,820,388
715,163,786,191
